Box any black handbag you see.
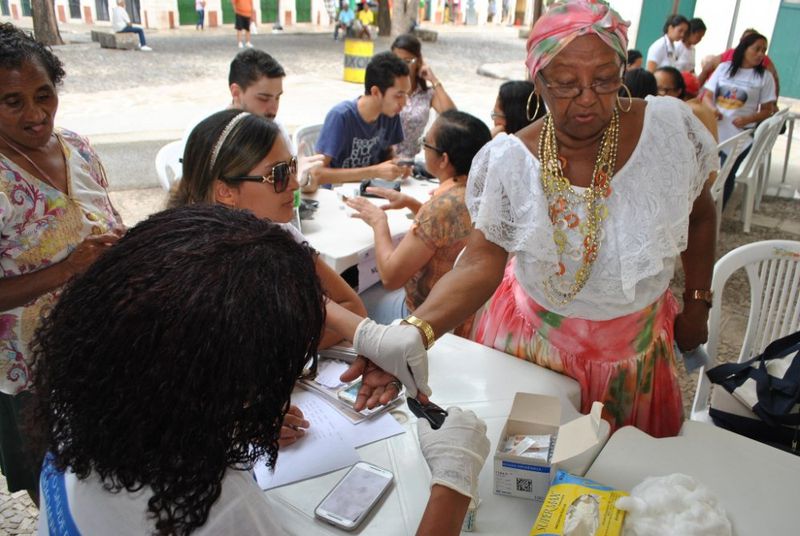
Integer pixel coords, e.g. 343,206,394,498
706,330,800,454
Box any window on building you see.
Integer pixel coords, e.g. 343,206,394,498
95,0,109,20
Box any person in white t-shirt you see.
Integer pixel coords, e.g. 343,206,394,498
645,14,689,72
111,0,152,51
702,31,777,206
34,204,490,536
674,17,706,73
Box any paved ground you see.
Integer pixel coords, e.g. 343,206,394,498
1,20,799,533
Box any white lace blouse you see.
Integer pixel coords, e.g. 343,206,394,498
466,96,718,320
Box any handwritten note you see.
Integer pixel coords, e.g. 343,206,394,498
254,389,405,490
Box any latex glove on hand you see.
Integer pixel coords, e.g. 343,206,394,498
352,318,431,399
418,407,490,502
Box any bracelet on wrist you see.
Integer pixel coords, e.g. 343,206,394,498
683,289,713,308
431,81,442,90
403,315,436,349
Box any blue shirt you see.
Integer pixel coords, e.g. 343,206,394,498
316,98,404,169
338,9,355,25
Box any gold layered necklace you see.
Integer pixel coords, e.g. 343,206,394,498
538,109,620,306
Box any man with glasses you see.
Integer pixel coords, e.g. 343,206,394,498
308,52,412,192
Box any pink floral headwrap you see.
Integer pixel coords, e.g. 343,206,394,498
525,0,629,78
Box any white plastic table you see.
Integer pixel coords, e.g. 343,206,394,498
300,179,438,275
585,422,800,536
263,334,582,535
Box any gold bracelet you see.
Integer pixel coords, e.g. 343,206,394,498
431,81,442,90
403,315,436,349
683,289,713,308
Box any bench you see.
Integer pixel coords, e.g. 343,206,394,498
93,30,139,50
412,28,438,42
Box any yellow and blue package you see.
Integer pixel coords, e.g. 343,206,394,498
530,470,627,536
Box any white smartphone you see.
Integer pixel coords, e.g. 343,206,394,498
314,461,394,531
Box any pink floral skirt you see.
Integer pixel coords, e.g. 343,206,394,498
474,260,683,438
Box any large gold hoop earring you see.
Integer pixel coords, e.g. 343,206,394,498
526,91,541,122
616,84,633,113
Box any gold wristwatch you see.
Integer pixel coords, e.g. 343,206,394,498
403,315,436,349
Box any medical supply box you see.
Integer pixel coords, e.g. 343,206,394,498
493,393,607,504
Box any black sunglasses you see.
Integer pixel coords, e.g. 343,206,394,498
222,156,297,193
407,397,448,430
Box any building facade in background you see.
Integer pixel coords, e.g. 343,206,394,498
0,0,539,31
0,0,797,96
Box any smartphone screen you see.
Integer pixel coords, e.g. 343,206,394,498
337,380,362,406
315,463,393,530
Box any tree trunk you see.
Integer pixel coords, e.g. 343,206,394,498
31,0,63,46
377,0,392,36
391,0,416,35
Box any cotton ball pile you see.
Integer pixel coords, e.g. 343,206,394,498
615,473,732,536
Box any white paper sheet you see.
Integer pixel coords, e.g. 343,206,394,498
254,389,406,490
313,359,349,389
254,390,360,490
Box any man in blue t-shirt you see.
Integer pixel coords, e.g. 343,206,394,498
309,52,411,191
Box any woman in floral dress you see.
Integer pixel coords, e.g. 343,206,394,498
0,23,122,501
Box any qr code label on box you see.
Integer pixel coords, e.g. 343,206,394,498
516,478,533,493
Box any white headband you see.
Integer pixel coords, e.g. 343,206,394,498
210,112,249,169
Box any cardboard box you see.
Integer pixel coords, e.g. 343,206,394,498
493,393,607,504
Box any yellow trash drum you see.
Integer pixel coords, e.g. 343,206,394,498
343,38,374,84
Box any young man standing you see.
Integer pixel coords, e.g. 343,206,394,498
309,52,411,191
233,0,255,48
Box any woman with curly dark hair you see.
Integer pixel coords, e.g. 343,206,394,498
0,22,122,502
32,205,491,536
33,205,325,534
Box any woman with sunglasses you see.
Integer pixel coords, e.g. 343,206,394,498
390,34,456,162
171,110,370,445
367,0,718,439
346,110,490,336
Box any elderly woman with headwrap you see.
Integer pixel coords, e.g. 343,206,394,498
368,0,718,438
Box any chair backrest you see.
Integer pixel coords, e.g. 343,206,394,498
712,129,753,203
707,239,800,364
293,124,323,158
154,140,184,191
692,240,800,420
736,108,790,182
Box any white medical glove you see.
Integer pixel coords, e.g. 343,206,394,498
417,407,490,502
297,152,324,192
353,318,431,398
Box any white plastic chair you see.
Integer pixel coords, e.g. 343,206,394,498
690,239,800,423
154,140,184,191
711,129,752,238
293,124,323,158
735,109,789,232
754,108,789,210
